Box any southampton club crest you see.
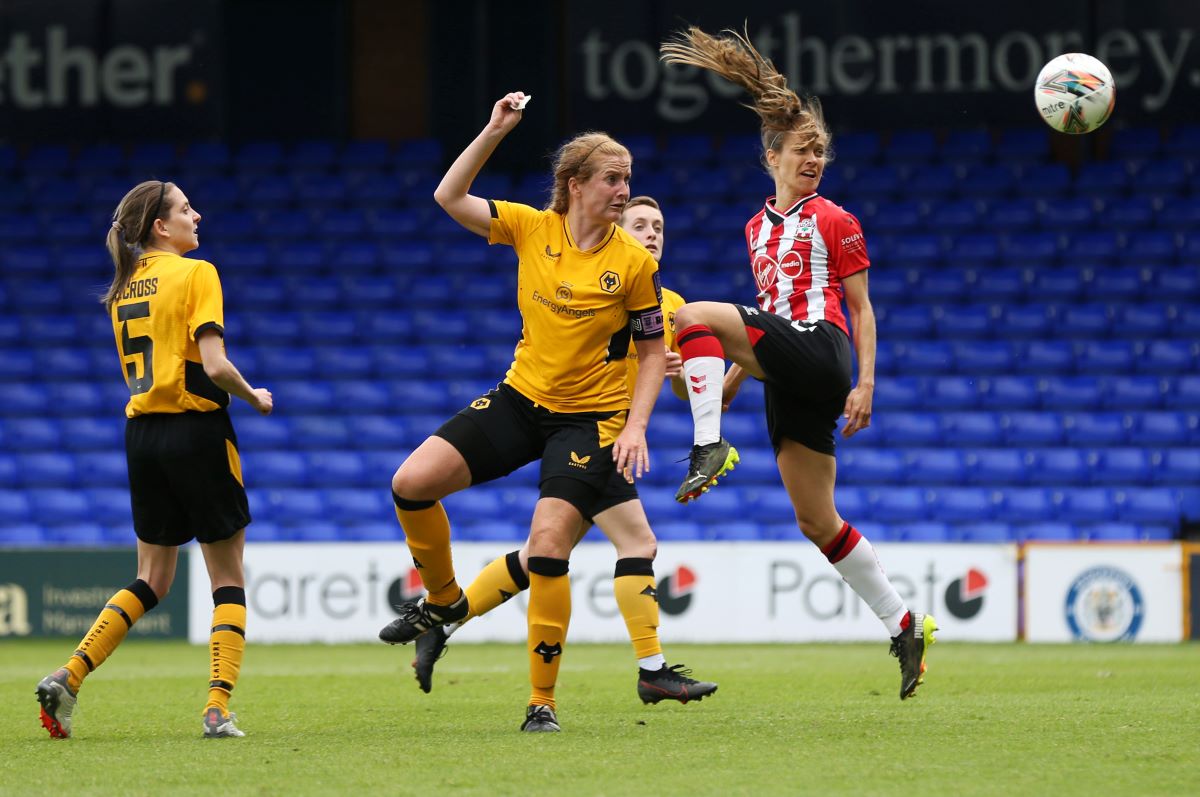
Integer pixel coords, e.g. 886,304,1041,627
1064,566,1144,642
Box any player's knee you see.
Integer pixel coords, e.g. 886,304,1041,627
390,465,437,504
795,512,838,548
675,303,701,329
142,575,172,601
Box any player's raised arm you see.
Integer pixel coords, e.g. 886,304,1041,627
433,92,528,238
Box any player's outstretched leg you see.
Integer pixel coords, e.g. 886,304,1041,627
675,438,739,503
379,592,469,645
890,612,938,700
637,664,719,705
35,669,78,739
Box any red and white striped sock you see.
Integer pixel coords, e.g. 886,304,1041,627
822,521,909,637
678,324,725,446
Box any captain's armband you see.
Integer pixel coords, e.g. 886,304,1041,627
630,306,665,340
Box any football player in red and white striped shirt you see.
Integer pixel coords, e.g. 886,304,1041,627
662,27,937,700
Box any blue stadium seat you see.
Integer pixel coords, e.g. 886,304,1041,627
1152,270,1198,303
443,489,503,522
1091,449,1152,484
892,341,953,374
907,164,955,199
0,382,49,414
1039,197,1095,229
1115,303,1169,336
966,448,1026,485
870,487,929,522
1158,195,1200,229
1105,376,1165,409
1059,304,1112,338
941,129,991,162
235,415,293,450
1156,449,1200,485
1001,304,1053,339
1137,411,1196,444
917,268,970,301
1023,340,1074,373
275,379,335,413
894,521,952,542
872,376,922,410
996,128,1048,160
1076,162,1130,195
0,523,45,545
1139,340,1196,374
933,304,994,339
1165,377,1200,409
933,487,997,522
1030,448,1088,485
929,376,979,409
457,521,525,542
1063,412,1130,445
47,523,108,546
963,164,1015,196
1127,231,1178,265
840,448,903,484
56,417,121,452
251,451,307,487
291,416,352,448
946,233,1001,265
1040,376,1103,410
1061,487,1116,521
75,451,130,487
313,345,374,379
925,199,980,233
0,489,33,523
28,488,92,524
1,417,62,449
990,199,1038,231
284,277,343,309
950,341,1014,375
1066,231,1120,265
326,381,389,414
296,311,358,344
1002,488,1056,522
1111,127,1161,159
873,412,940,446
1085,522,1141,542
982,376,1039,409
1119,488,1179,524
18,452,77,487
1006,232,1059,266
1030,266,1087,300
971,266,1025,302
306,451,367,486
1019,522,1077,542
743,489,797,524
255,489,324,524
1102,196,1155,228
83,488,132,524
941,412,1002,445
323,488,388,522
957,522,1014,543
1174,306,1200,338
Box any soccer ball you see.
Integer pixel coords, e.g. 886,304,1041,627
1034,53,1115,134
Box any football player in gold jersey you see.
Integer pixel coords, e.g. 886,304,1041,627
379,92,673,732
409,196,717,708
36,180,272,740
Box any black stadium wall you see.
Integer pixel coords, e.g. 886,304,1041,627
0,0,1196,150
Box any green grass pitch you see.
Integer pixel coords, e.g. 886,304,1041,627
3,639,1198,796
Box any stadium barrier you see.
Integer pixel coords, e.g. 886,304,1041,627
185,542,1020,644
0,549,190,639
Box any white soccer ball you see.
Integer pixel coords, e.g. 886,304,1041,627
1034,53,1116,134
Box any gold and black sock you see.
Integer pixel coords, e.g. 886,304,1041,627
393,492,461,605
527,557,570,710
465,550,529,622
63,579,158,693
614,558,662,660
206,586,247,714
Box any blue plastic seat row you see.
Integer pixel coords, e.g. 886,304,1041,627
838,447,1200,486
873,375,1200,410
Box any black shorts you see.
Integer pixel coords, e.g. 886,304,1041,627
434,383,637,518
125,409,251,546
736,306,853,456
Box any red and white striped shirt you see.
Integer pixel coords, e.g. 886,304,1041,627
744,194,869,335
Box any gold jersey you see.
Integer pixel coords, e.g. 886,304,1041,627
110,251,229,418
624,286,685,398
488,200,664,413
